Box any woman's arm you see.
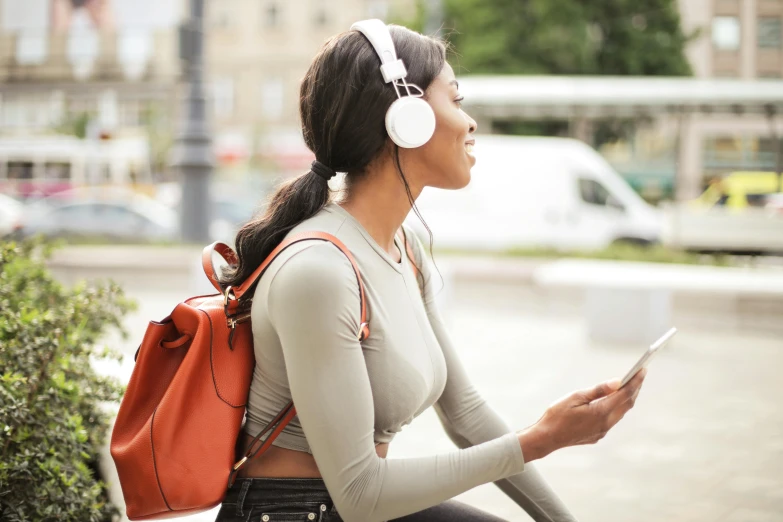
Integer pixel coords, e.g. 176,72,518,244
265,242,528,522
405,227,579,522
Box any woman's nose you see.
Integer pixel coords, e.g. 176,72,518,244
465,112,478,134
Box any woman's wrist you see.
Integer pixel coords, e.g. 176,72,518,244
517,423,555,463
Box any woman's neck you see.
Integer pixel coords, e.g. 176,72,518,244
339,158,422,259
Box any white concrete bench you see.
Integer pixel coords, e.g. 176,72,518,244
532,259,783,344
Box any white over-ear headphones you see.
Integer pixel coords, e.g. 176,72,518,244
350,19,436,149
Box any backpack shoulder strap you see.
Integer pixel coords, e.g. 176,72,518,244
205,232,370,342
223,232,370,487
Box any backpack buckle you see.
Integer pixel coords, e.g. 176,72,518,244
227,311,252,329
223,286,236,307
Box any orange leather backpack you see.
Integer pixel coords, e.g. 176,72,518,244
110,229,418,520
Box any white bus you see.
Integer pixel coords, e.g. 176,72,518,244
0,135,154,199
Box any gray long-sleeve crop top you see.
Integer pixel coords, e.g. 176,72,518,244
244,201,578,522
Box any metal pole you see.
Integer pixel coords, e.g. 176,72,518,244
170,0,213,243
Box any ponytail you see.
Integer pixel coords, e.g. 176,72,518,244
219,165,331,303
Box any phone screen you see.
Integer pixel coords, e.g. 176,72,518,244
619,327,678,388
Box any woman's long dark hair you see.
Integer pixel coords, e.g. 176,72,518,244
220,25,447,301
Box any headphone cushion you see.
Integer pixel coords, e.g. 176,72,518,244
385,97,436,148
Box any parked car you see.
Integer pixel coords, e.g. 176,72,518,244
21,192,178,242
0,193,23,237
404,135,662,252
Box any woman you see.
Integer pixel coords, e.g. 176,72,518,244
216,20,646,522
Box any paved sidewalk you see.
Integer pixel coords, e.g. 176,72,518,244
97,275,783,522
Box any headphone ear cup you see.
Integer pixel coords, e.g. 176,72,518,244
385,97,436,149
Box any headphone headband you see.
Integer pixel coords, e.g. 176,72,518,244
349,19,436,149
350,19,408,83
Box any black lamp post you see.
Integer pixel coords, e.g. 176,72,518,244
170,0,213,243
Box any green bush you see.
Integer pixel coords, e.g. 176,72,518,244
0,238,136,522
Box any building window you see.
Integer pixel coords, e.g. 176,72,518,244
261,77,284,120
212,78,235,118
758,17,782,48
265,3,280,27
120,100,142,127
15,32,48,65
712,16,741,50
117,30,152,81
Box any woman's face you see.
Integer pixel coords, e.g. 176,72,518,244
401,62,477,191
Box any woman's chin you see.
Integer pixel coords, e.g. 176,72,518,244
428,168,472,190
452,170,472,189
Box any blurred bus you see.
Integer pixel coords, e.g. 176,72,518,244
0,135,154,200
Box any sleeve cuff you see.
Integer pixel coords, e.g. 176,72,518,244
503,431,526,475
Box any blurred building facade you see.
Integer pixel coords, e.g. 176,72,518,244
203,0,415,172
3,0,778,202
676,0,783,191
0,1,183,137
0,0,184,195
0,0,416,194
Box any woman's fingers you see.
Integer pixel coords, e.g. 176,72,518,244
572,378,622,405
593,369,645,415
539,369,649,452
600,369,647,427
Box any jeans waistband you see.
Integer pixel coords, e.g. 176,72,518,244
224,477,332,506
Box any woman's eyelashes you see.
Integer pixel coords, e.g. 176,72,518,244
454,96,465,108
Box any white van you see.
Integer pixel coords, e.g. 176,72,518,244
404,135,661,252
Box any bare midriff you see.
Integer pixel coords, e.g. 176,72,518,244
237,433,390,479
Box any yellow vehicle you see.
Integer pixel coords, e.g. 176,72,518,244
664,170,783,254
695,171,783,210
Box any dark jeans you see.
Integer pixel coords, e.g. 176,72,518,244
215,478,508,522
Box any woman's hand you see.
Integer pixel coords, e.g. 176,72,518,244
517,369,647,462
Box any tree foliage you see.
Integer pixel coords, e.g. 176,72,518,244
405,0,693,77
